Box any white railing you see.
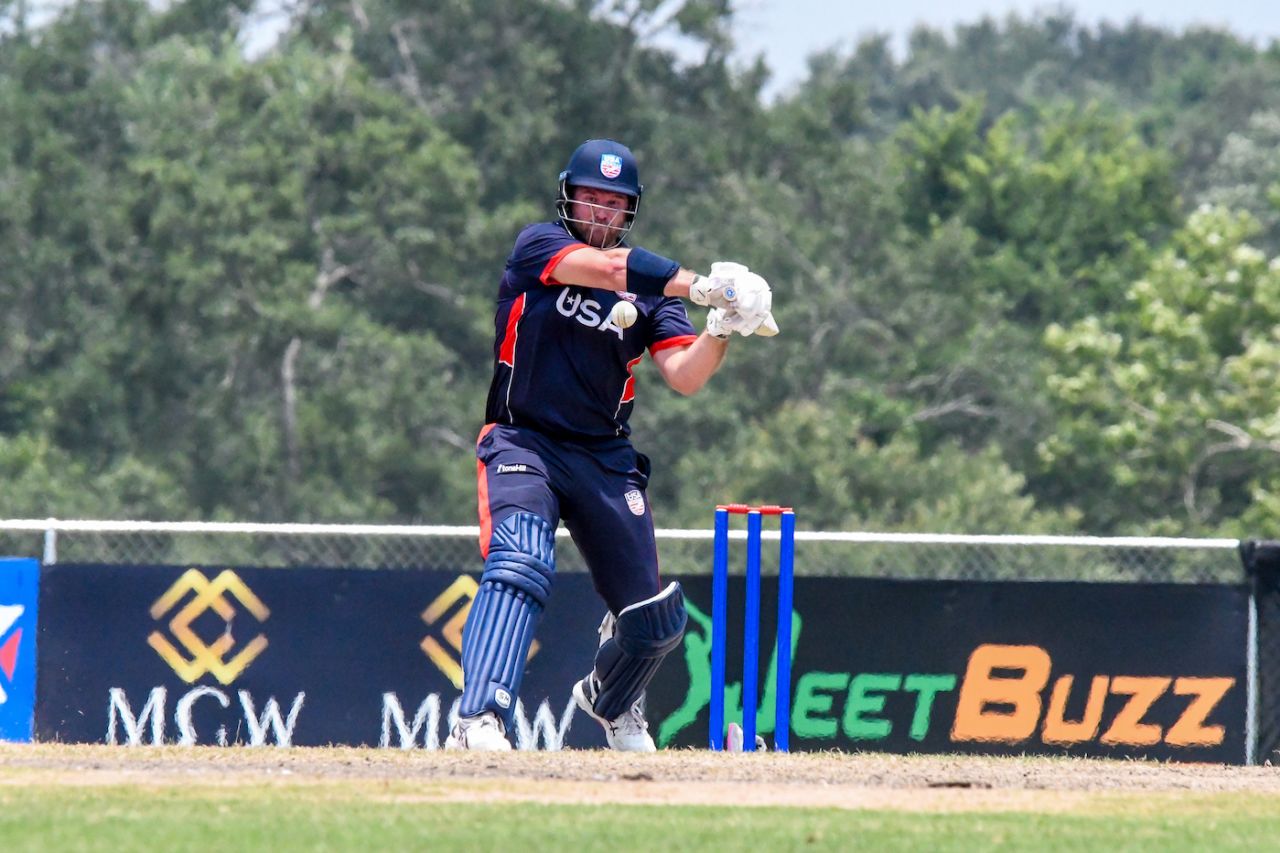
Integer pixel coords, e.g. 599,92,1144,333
0,518,1243,583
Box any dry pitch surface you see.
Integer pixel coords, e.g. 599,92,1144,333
2,744,1277,812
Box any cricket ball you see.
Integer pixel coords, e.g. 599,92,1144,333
610,300,638,329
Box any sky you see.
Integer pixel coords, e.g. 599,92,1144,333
731,0,1280,99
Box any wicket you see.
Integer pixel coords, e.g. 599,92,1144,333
709,503,796,752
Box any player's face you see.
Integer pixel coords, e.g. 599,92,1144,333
568,186,632,248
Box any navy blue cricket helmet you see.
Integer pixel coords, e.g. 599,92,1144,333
556,139,643,248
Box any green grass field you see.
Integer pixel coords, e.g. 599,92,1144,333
2,782,1279,852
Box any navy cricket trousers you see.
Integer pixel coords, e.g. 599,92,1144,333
475,423,662,614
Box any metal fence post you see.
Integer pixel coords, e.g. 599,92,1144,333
42,520,58,565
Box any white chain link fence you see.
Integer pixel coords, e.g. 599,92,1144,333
0,520,1244,583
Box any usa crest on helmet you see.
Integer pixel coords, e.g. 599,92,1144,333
600,154,623,179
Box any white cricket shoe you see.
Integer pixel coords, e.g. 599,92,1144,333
444,711,513,751
572,676,657,752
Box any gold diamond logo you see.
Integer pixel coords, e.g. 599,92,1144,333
148,569,270,685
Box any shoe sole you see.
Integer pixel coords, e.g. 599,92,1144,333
444,738,512,752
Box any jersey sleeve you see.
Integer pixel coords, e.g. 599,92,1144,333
505,223,588,292
647,295,699,354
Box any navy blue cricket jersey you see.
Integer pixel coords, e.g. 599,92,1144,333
483,222,698,441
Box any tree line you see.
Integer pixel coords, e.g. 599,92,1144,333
2,0,1279,536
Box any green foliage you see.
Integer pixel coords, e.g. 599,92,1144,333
4,0,1280,536
1042,206,1280,533
894,98,1175,322
2,13,493,521
1199,111,1280,248
665,399,1075,533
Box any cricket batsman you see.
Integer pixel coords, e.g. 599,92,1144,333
446,139,777,751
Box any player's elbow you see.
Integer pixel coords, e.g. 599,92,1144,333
582,252,628,290
667,373,708,396
655,345,718,396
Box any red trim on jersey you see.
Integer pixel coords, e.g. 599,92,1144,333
539,243,589,285
649,334,697,355
476,423,497,558
619,355,643,405
498,293,526,368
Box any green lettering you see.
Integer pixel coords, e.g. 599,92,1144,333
656,600,714,746
842,673,901,740
792,672,849,738
755,610,802,736
903,674,958,741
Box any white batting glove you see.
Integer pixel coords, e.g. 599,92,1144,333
706,307,780,339
729,271,772,327
689,261,750,309
705,307,734,339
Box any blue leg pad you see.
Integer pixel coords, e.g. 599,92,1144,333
589,582,687,721
459,513,556,729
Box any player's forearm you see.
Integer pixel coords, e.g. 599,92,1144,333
552,245,706,296
660,333,729,396
661,267,701,299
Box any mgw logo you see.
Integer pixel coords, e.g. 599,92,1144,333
148,569,270,685
421,576,539,689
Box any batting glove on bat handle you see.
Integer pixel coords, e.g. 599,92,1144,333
689,261,750,309
705,307,733,340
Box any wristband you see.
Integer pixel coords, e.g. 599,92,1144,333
626,247,680,297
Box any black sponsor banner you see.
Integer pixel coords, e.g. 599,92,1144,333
36,564,611,748
37,564,1249,761
648,577,1249,763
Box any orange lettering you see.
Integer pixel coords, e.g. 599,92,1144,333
952,644,1051,742
1165,677,1234,747
1100,676,1170,746
1042,675,1110,745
